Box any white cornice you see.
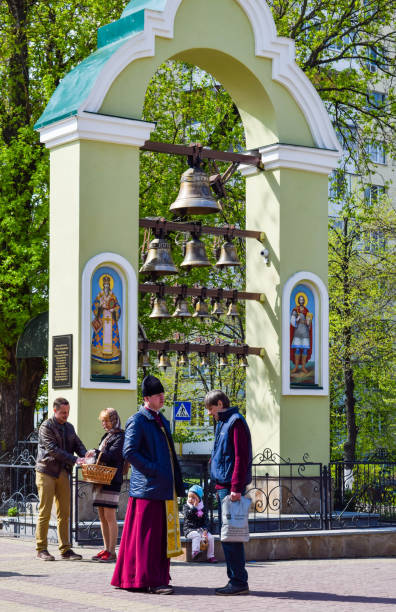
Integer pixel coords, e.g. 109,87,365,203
38,112,156,149
239,144,340,176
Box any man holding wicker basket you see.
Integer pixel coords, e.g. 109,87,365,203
35,397,87,561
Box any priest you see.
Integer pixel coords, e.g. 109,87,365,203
111,375,185,594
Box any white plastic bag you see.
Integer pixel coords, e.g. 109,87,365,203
220,495,251,542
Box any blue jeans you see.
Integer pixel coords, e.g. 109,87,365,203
217,488,248,588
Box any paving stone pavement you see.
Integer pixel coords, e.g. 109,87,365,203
0,537,395,612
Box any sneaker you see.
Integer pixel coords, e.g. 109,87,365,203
191,550,202,562
36,550,55,561
61,549,83,561
147,585,174,595
91,550,106,561
207,556,218,563
215,584,249,596
99,551,117,563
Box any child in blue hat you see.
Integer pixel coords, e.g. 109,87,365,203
183,484,217,562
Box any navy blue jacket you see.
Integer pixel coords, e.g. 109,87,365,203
123,407,184,500
96,430,125,487
210,408,252,487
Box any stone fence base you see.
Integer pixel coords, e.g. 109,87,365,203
176,528,396,562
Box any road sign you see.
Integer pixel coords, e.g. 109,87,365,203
173,401,192,421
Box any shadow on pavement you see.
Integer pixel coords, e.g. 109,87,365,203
254,591,396,605
0,571,45,578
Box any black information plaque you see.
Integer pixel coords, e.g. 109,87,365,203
52,335,73,389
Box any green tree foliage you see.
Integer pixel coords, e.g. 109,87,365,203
329,184,396,461
0,1,125,450
270,0,396,164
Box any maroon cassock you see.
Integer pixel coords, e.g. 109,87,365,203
111,497,170,589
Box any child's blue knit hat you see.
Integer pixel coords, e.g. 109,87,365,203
188,484,203,500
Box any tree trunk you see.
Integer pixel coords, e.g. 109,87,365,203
0,355,45,454
343,356,358,463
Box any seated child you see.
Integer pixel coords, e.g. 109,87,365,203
183,484,217,563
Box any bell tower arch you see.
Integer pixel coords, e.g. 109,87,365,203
36,0,340,459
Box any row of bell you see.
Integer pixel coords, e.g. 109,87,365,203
149,296,239,319
140,235,241,275
138,351,249,369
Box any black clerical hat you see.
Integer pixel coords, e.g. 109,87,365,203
142,375,164,397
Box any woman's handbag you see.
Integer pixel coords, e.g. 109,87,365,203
220,495,251,542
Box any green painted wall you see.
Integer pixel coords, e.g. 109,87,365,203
246,169,329,462
48,141,139,449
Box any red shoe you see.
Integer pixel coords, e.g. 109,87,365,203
91,550,106,561
208,557,218,563
99,551,117,563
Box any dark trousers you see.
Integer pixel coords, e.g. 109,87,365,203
217,487,248,588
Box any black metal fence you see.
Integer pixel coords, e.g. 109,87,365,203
330,459,396,529
1,438,395,544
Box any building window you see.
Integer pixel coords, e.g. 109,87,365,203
364,185,385,206
366,142,386,164
366,91,386,109
366,47,378,73
362,230,386,254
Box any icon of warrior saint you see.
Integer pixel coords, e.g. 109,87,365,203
290,292,313,376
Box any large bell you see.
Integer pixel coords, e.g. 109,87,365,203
192,298,210,318
139,237,178,275
149,297,171,319
169,167,221,216
215,240,241,268
158,352,172,369
180,236,211,269
172,297,191,318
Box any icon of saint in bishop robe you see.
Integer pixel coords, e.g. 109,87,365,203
91,274,121,376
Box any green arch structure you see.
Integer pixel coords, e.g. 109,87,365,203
37,0,340,462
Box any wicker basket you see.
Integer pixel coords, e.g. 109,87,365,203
81,452,117,485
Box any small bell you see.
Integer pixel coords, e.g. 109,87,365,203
138,351,151,368
238,354,249,367
158,352,172,369
172,297,192,318
177,352,189,367
180,236,211,269
139,237,178,276
219,353,228,367
215,240,241,268
200,354,210,367
149,297,171,319
169,166,221,216
226,300,239,319
211,299,225,317
193,298,210,318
